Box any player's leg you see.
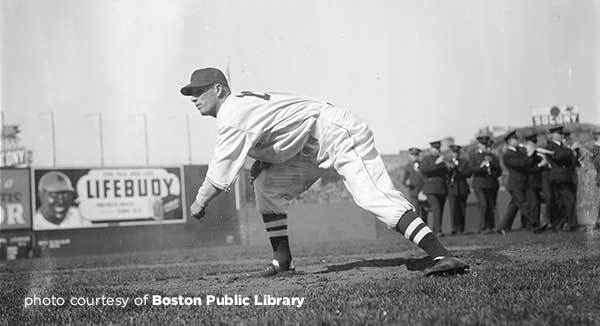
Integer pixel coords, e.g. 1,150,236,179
253,155,324,273
320,111,467,275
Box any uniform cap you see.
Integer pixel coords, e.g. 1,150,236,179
429,141,441,149
408,147,422,155
503,130,518,142
476,129,492,144
38,171,74,192
548,125,564,134
476,135,491,144
181,68,229,96
450,145,462,153
524,133,538,143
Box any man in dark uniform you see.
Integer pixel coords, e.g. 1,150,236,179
540,126,577,232
563,131,581,231
523,133,546,230
538,133,554,231
402,147,428,222
469,133,503,234
447,145,471,235
420,141,449,237
591,131,600,230
497,130,531,233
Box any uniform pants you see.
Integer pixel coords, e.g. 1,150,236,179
448,195,467,233
550,182,576,229
498,188,528,231
526,187,541,228
568,181,578,228
541,176,554,225
426,194,446,234
597,185,600,225
253,106,415,229
473,187,498,231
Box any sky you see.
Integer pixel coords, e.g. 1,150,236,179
1,0,599,167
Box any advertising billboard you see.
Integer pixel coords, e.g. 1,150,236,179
33,167,186,230
0,168,32,230
531,105,579,126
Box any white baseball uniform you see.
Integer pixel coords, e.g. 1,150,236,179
200,90,414,228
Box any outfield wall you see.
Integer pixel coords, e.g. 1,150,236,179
0,165,240,258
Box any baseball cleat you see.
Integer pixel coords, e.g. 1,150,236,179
423,257,469,277
248,260,296,278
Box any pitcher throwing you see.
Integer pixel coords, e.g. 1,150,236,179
181,67,469,277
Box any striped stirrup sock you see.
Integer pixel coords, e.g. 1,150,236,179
396,210,450,260
262,213,292,268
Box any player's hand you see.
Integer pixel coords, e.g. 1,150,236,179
190,201,205,220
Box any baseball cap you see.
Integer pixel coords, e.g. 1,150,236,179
180,68,229,96
38,171,74,192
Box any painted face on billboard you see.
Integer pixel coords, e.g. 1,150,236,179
37,171,77,225
39,190,76,223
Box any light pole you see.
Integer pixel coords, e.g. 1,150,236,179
39,111,57,167
86,113,105,166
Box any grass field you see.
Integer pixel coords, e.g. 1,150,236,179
1,230,600,325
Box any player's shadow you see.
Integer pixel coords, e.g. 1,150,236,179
316,256,433,274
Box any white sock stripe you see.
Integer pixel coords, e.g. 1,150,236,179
264,219,288,228
413,226,432,244
404,219,423,239
268,229,288,237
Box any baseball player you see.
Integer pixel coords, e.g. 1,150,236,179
181,68,468,277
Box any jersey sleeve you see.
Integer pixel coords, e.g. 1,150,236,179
205,125,258,191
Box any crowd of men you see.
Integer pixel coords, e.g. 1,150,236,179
403,126,600,236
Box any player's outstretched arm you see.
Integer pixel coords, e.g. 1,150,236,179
191,180,223,219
